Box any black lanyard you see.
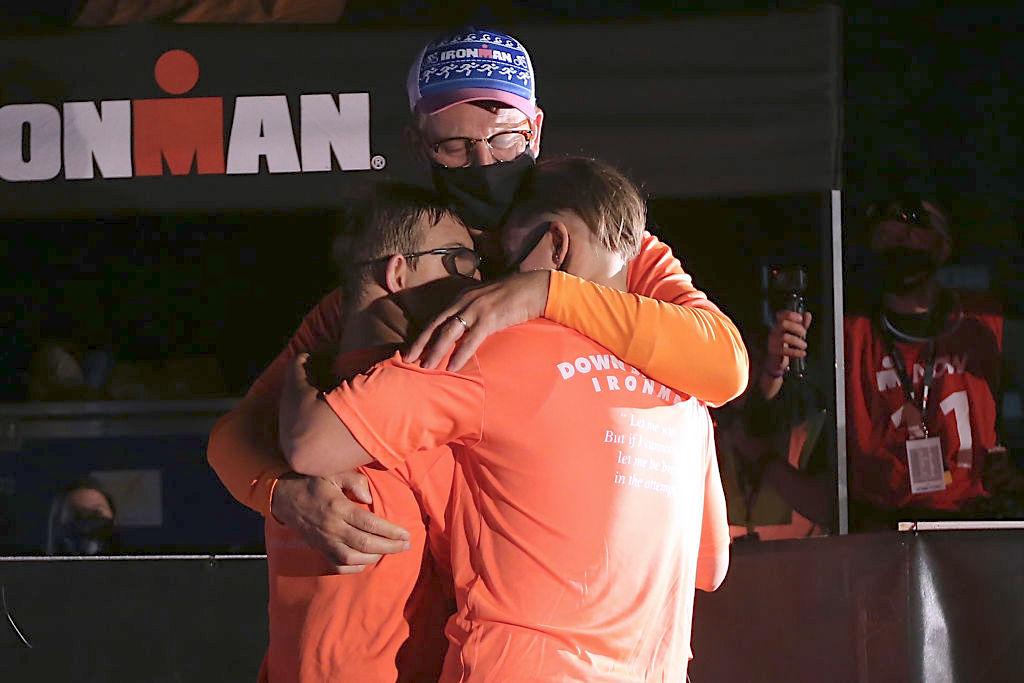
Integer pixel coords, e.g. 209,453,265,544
885,335,937,419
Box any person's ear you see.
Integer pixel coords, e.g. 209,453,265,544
549,220,570,270
529,107,544,157
384,254,410,293
403,122,431,165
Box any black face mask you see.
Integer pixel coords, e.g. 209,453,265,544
505,221,568,275
873,246,937,294
432,153,535,232
56,515,115,556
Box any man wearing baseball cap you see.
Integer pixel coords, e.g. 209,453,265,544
403,27,544,270
400,25,747,408
209,26,747,680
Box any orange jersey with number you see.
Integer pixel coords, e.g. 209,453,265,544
844,295,1003,511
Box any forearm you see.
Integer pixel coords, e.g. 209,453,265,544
759,372,784,401
208,289,345,515
279,383,371,476
696,447,731,592
696,530,730,591
696,545,730,592
545,272,749,406
207,396,289,517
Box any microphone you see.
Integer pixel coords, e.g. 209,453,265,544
785,289,807,379
766,266,808,380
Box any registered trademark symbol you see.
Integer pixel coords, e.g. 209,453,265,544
371,155,386,170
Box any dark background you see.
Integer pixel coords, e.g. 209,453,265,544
2,2,1021,209
1,1,1018,395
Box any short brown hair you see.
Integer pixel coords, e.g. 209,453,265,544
332,182,456,307
506,156,645,259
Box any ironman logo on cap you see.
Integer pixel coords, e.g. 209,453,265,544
407,28,537,119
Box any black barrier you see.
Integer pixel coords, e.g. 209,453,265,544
0,556,268,682
690,530,1024,683
2,531,1022,681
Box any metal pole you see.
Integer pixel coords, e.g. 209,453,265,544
831,189,849,534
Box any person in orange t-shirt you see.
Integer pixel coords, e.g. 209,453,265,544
207,27,747,590
280,158,731,682
262,183,479,682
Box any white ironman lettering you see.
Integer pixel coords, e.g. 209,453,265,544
890,404,904,428
63,100,132,180
936,358,955,377
300,93,370,172
657,385,672,401
642,378,655,395
877,365,900,392
0,103,62,182
949,354,967,375
624,375,638,392
226,96,301,175
912,363,925,383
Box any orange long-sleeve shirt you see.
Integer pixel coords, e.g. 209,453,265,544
207,233,749,516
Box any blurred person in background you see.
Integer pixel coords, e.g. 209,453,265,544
45,476,118,556
761,195,1022,530
718,317,834,541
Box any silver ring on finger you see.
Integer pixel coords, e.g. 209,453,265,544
452,314,470,330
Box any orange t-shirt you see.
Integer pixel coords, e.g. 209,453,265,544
326,320,730,682
262,347,456,683
207,233,749,519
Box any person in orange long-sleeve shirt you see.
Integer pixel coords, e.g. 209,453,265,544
261,183,476,682
207,26,746,680
280,157,730,681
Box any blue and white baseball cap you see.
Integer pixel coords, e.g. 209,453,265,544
407,27,537,119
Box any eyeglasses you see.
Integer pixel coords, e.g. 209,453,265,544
360,246,482,278
429,130,534,168
884,206,931,229
412,246,482,277
873,199,938,232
